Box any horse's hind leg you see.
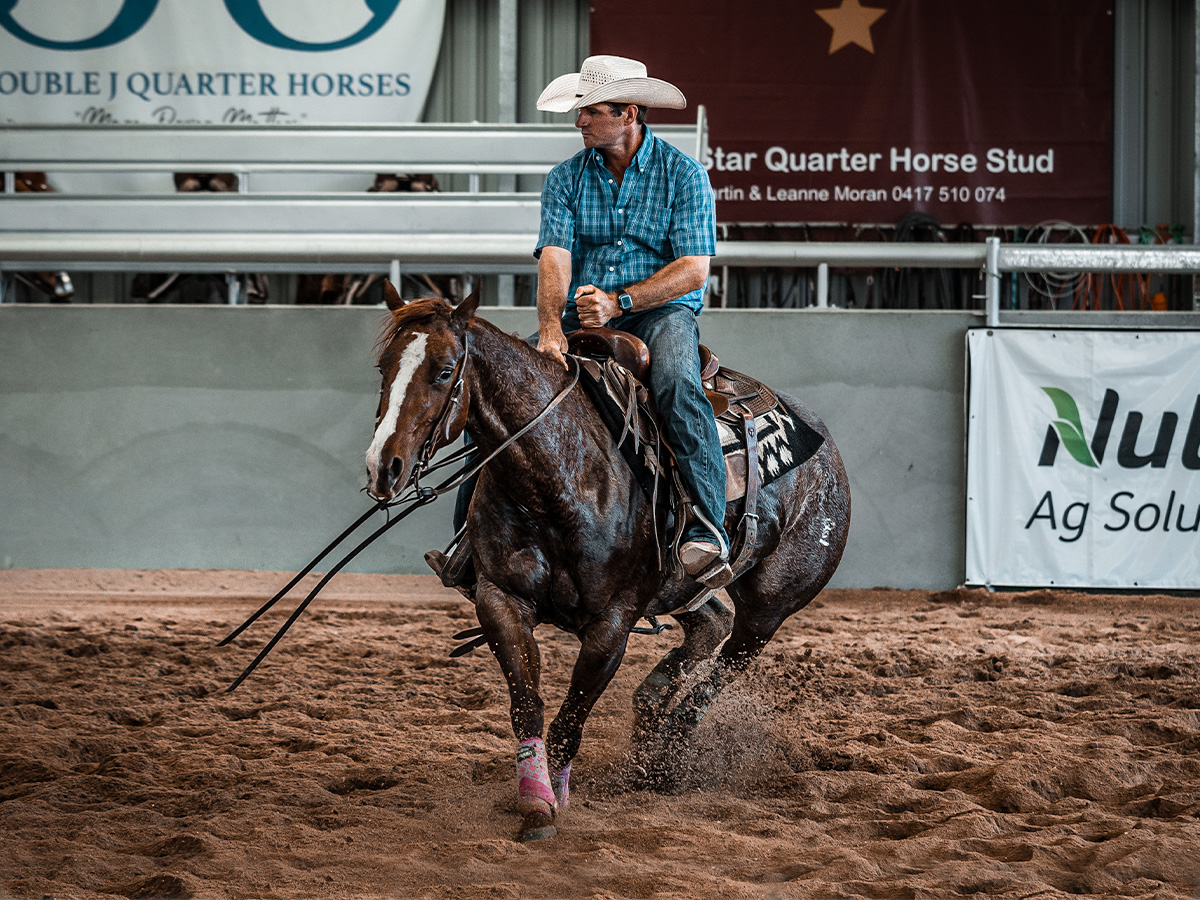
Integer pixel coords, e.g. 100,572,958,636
631,597,734,745
647,553,826,784
657,602,779,741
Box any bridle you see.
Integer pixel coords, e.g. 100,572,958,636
220,327,581,691
409,332,471,495
386,329,581,502
400,328,583,504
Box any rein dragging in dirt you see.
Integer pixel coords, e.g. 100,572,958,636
217,348,580,693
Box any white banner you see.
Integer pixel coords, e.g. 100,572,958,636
966,328,1200,588
0,0,445,126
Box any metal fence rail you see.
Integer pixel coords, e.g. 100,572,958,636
4,235,1200,312
0,117,708,186
985,238,1200,325
3,112,1200,312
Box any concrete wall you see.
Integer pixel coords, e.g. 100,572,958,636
0,305,978,589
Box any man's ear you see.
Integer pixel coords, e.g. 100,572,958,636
623,104,641,126
452,289,481,326
382,279,405,311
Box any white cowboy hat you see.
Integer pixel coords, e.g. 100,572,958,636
536,55,686,113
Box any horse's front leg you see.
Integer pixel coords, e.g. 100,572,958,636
544,613,635,813
474,580,557,841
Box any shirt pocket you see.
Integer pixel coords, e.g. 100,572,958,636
576,205,616,247
624,202,672,257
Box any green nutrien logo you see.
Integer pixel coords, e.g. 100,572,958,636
1041,388,1098,467
1028,387,1200,542
1039,387,1200,470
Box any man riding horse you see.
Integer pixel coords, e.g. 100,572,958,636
366,56,849,842
431,54,731,586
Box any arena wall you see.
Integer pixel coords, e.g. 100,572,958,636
0,305,976,589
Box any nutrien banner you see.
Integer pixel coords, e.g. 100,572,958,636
966,330,1200,589
590,1,1113,226
0,0,445,126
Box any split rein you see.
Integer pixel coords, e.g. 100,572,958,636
218,343,581,692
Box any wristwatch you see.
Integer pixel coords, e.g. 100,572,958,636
617,290,634,313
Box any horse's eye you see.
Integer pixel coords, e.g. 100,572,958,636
435,365,455,384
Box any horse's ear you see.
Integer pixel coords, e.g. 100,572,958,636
452,289,481,326
382,279,405,312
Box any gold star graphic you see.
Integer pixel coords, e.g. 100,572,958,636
816,0,887,54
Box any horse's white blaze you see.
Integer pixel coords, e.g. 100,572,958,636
366,332,428,486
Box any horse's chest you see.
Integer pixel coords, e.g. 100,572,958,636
475,477,652,622
480,536,633,630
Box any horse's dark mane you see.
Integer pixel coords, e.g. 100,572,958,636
467,313,578,387
373,297,452,362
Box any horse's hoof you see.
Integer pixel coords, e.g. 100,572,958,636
518,810,557,842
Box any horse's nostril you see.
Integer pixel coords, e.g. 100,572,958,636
389,456,402,483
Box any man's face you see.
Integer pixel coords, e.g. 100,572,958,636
574,104,627,150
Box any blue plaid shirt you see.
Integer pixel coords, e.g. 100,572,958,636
535,125,717,314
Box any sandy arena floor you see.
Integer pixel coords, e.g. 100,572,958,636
1,568,1199,899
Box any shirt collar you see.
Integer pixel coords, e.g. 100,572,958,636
590,124,654,171
630,124,654,172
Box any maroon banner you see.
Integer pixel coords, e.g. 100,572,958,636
590,1,1113,227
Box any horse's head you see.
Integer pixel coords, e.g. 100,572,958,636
365,281,479,501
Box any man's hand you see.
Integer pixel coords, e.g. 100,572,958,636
574,284,620,328
537,324,570,369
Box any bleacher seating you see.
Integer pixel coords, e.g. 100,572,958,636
0,112,707,276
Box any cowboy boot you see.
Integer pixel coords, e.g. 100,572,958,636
424,537,476,596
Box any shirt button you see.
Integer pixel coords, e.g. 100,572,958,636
618,208,624,213
617,240,623,246
608,266,615,271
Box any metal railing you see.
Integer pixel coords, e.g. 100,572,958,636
0,114,708,188
983,238,1200,325
3,114,1200,313
0,114,710,302
5,235,1200,311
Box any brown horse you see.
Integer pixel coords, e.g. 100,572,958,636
366,283,850,842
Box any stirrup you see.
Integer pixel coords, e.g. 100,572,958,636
692,559,733,590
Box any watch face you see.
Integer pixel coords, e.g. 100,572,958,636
619,292,633,310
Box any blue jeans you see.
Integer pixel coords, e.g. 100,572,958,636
455,305,729,551
561,304,729,550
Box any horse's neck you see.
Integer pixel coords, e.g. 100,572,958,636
464,320,599,475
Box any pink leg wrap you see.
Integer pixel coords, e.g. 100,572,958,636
516,737,557,815
550,763,571,810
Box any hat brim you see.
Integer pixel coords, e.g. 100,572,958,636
536,74,687,113
535,72,583,112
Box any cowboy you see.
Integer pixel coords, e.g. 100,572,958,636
533,55,729,578
428,54,728,590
